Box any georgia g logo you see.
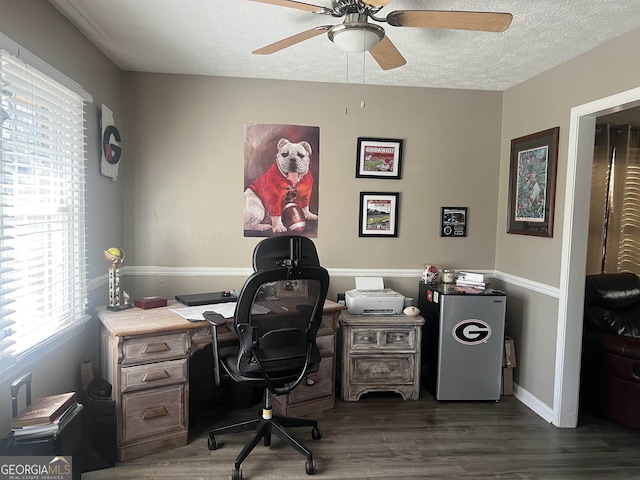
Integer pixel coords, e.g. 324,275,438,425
452,319,492,345
102,125,122,165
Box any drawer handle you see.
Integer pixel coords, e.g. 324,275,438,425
141,406,169,420
143,370,170,382
142,342,170,354
305,377,315,387
360,335,373,342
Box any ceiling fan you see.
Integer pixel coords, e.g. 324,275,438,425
250,0,512,70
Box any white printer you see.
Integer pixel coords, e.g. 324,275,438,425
345,277,405,315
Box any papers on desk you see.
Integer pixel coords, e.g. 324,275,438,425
170,302,270,322
170,302,236,321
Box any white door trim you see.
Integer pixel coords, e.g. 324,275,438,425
556,86,640,427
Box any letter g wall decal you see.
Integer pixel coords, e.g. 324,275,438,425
100,104,122,180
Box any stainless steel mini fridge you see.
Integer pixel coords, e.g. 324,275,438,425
418,282,506,401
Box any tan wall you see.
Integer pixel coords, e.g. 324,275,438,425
497,27,640,405
0,1,123,434
499,28,640,286
491,279,558,406
121,74,504,302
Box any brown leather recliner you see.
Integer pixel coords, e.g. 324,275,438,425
581,273,640,429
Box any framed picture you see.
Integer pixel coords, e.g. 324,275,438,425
359,192,399,237
440,207,467,237
356,138,403,179
507,127,559,237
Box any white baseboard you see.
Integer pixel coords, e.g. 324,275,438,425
513,381,554,424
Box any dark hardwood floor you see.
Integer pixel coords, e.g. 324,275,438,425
83,391,640,480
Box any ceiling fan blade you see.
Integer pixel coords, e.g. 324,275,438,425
387,10,513,32
365,0,393,7
253,26,331,55
369,36,406,71
249,0,331,14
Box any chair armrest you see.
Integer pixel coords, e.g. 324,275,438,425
203,311,227,326
585,331,640,361
203,311,229,386
204,311,234,331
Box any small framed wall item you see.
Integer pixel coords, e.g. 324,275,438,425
359,192,400,237
440,207,467,237
507,126,559,237
356,137,403,179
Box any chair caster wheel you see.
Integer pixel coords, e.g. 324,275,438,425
311,427,322,440
207,436,219,450
232,468,242,480
305,460,316,475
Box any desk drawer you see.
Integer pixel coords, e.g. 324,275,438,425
349,355,415,385
349,327,416,351
319,313,335,331
316,334,335,356
121,384,186,443
121,359,187,393
121,332,189,365
287,357,333,403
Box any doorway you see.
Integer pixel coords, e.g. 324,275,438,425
586,111,640,274
555,87,640,428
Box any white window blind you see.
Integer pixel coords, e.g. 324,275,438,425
615,128,640,273
0,48,89,372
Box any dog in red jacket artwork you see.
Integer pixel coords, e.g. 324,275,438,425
244,137,318,234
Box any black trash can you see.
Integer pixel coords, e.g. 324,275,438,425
80,378,116,473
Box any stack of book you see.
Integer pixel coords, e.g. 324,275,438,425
455,271,488,290
11,391,81,438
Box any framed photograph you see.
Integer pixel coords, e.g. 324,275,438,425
507,127,559,237
356,138,403,179
440,207,467,237
359,192,400,237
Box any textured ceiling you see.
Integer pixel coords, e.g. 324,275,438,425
48,0,640,91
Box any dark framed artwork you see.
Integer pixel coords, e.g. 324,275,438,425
358,192,399,237
507,127,559,237
356,138,403,179
440,207,467,237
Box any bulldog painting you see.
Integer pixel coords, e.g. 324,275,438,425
244,137,318,234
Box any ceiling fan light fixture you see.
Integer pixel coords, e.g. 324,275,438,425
328,22,384,53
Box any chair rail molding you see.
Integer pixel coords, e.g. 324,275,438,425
111,267,560,299
492,271,561,298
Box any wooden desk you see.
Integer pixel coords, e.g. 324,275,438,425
97,300,344,461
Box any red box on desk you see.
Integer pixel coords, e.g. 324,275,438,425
134,296,167,309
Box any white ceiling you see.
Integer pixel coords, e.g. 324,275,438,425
48,0,640,91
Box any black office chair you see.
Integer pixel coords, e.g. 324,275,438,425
204,235,329,480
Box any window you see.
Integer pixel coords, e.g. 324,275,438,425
0,47,90,372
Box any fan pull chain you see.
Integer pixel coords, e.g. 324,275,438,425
361,50,366,109
344,52,349,115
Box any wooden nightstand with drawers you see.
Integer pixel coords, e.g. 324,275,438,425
338,311,425,402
